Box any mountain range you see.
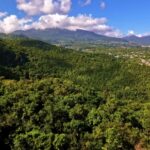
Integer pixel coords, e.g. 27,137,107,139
11,28,129,49
123,35,150,46
12,28,126,43
1,28,150,48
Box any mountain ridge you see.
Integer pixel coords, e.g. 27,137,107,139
11,28,130,49
123,35,150,46
12,28,127,42
2,28,149,48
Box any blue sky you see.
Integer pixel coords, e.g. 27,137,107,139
71,0,150,34
0,0,149,36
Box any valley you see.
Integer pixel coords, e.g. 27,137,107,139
0,0,150,149
0,37,150,149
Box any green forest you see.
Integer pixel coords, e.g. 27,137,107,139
0,38,150,150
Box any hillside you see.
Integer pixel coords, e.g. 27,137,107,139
124,35,150,46
13,28,126,43
11,28,130,49
0,38,150,149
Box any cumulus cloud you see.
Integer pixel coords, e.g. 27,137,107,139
0,13,122,37
30,14,106,29
17,0,72,16
105,29,122,37
127,30,150,37
0,12,8,18
0,0,122,37
28,14,122,37
128,30,135,35
0,15,32,33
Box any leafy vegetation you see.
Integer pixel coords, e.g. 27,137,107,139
0,38,150,149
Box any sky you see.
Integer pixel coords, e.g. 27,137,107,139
0,0,150,37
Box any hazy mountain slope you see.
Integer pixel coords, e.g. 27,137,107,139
12,28,129,47
124,35,150,46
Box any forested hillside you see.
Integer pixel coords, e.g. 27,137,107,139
0,38,150,149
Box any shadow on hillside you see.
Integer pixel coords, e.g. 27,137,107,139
0,48,28,67
19,40,57,51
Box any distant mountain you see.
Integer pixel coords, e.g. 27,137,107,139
123,35,150,46
12,28,126,43
11,28,129,49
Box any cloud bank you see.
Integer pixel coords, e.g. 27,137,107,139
17,0,72,15
128,30,150,37
0,15,32,33
0,0,122,37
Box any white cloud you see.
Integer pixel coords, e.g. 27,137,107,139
31,14,106,29
0,13,122,37
0,12,8,18
100,1,106,10
28,14,122,37
17,0,72,16
105,29,122,37
0,0,122,37
0,15,32,33
128,30,150,37
128,30,135,35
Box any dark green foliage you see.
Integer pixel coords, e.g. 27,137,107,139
0,78,149,149
0,38,150,149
